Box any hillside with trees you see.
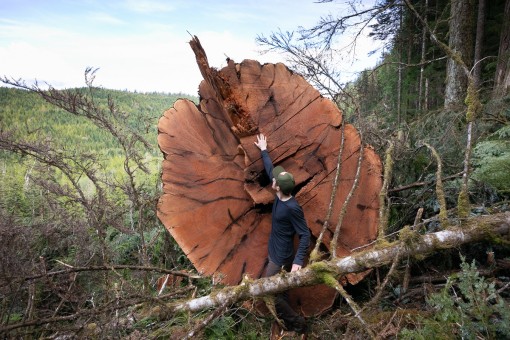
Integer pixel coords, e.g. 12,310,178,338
1,0,510,338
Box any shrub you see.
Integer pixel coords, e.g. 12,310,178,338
401,257,510,339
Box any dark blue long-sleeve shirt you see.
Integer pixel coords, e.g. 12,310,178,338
261,150,310,266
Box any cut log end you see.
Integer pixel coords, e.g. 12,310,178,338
157,36,383,316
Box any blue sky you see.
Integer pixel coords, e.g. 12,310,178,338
0,0,383,95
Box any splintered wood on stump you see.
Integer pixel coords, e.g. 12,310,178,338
157,36,382,316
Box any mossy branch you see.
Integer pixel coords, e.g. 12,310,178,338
331,141,364,258
389,172,463,193
311,122,346,262
377,140,395,240
141,213,509,320
13,263,201,282
367,246,403,307
458,119,475,219
321,272,376,339
423,143,448,227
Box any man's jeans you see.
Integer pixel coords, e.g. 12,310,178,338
263,260,307,333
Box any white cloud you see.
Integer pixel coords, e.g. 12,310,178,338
0,18,288,95
92,30,286,94
87,12,125,25
0,1,383,95
123,0,175,13
90,34,202,94
0,19,69,41
0,40,84,87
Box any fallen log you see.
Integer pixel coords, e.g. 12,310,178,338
150,212,510,318
157,36,382,316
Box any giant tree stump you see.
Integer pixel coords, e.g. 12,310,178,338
157,36,382,316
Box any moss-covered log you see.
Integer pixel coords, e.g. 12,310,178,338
150,212,510,319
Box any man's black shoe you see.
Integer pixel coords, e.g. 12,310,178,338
290,315,307,334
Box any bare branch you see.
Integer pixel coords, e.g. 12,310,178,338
311,121,346,261
422,143,448,227
388,172,463,193
367,247,402,307
301,1,399,49
378,140,395,240
183,303,230,339
9,265,200,284
331,141,364,258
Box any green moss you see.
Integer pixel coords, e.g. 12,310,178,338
457,190,470,218
319,272,340,288
233,276,253,296
354,254,369,268
476,221,510,246
82,322,98,338
309,261,336,274
309,261,343,287
413,253,428,261
399,226,421,248
374,238,393,250
438,208,449,228
398,226,435,261
465,82,482,122
309,249,323,263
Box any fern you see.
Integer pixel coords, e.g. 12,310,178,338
472,125,510,192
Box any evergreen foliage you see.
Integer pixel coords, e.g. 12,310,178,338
256,1,510,336
472,123,510,193
343,0,510,227
0,86,189,155
0,84,198,337
401,258,510,339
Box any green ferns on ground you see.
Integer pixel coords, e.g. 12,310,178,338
472,124,510,194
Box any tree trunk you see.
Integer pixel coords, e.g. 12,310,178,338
404,0,481,219
157,36,383,316
150,212,510,318
397,4,403,125
444,0,475,110
493,0,510,98
473,0,486,89
424,77,429,111
418,0,428,111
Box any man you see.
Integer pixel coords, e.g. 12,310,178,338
254,133,310,335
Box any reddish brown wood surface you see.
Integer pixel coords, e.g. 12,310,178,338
157,36,382,316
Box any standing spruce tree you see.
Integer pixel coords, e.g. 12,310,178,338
444,0,475,110
493,0,510,98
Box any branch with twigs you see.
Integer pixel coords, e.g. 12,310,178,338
6,263,200,285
